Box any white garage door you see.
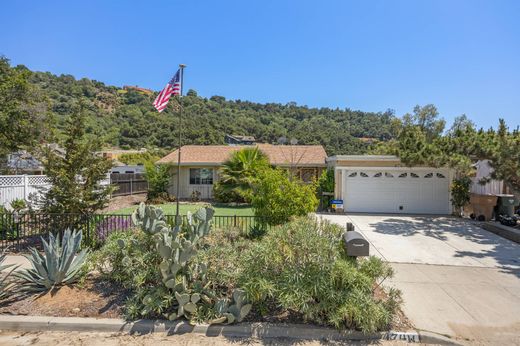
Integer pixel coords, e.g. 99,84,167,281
343,169,451,214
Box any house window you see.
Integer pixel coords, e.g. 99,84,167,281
300,169,315,183
189,168,213,185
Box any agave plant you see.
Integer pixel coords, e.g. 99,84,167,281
16,229,88,292
0,248,17,300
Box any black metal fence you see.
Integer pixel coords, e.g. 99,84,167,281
0,212,270,252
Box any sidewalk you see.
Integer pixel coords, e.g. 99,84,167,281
0,330,417,346
388,263,520,345
2,255,30,270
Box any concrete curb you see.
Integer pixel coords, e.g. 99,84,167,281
481,222,520,244
0,315,461,344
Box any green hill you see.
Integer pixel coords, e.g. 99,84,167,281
25,65,396,155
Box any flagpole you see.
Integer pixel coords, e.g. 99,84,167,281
175,64,186,221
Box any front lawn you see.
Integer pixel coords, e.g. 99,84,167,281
110,202,253,216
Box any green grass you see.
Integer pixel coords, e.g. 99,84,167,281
110,203,254,216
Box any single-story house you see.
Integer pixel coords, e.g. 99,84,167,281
157,144,328,199
224,134,256,146
5,151,44,174
97,148,148,161
110,162,145,174
328,155,454,214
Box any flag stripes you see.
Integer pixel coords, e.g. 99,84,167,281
153,69,181,112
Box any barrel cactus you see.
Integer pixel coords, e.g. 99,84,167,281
16,229,88,292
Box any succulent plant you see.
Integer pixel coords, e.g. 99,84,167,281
131,203,251,325
0,247,17,300
131,203,169,235
133,203,213,290
207,289,252,324
16,229,88,292
187,207,215,240
228,289,252,323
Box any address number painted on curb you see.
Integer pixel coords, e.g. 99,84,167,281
384,332,420,342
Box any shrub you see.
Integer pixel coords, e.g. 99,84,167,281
317,168,335,208
251,168,319,225
451,176,472,216
237,217,400,333
196,226,254,288
94,215,133,243
118,152,160,165
144,162,172,201
9,199,26,212
213,181,243,203
0,208,17,240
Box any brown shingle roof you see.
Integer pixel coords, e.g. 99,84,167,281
157,144,327,166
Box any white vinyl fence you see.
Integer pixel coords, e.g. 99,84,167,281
0,175,51,208
0,174,111,208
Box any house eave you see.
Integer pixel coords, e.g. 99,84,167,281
327,155,400,164
172,162,327,167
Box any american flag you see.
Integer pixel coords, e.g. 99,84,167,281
153,69,181,112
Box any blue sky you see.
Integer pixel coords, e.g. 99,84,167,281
1,0,519,128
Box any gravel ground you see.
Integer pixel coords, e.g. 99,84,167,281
0,331,426,346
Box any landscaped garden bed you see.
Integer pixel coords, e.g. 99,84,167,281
0,276,127,318
0,203,412,334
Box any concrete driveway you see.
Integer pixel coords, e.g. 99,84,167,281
321,214,520,345
323,214,520,269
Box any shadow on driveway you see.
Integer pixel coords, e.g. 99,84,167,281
365,215,520,278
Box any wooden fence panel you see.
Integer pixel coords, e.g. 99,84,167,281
110,173,148,196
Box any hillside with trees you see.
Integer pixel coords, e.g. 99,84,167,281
3,58,396,155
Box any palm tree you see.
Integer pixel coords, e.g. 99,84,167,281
217,147,269,203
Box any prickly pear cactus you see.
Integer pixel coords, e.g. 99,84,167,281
130,203,251,325
228,289,252,323
132,203,169,235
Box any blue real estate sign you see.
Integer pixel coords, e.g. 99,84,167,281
331,199,344,209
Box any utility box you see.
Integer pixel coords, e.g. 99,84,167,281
343,231,369,257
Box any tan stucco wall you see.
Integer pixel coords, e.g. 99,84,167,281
168,166,219,199
169,165,324,200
